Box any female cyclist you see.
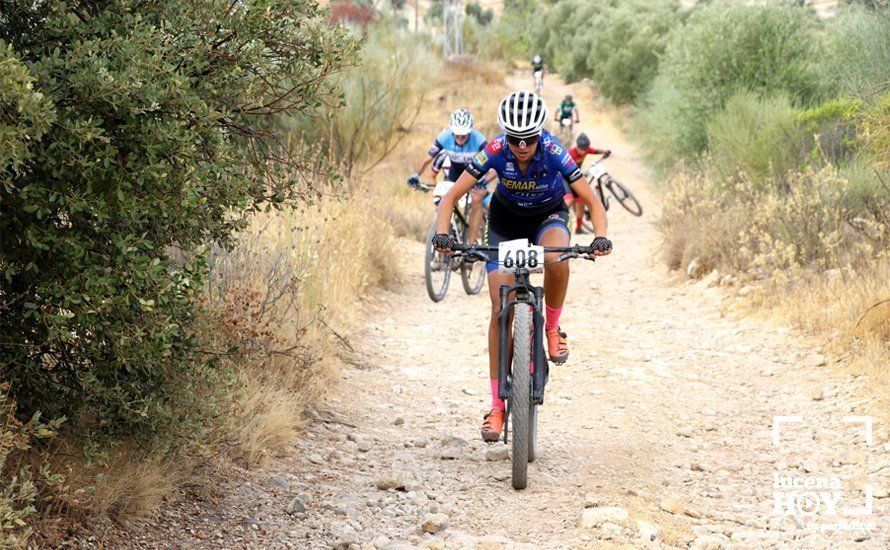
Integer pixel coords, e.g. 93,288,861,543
431,91,612,441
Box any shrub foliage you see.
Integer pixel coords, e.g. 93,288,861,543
0,1,355,437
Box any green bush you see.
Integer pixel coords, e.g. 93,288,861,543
821,5,890,99
706,92,804,186
586,0,681,104
638,3,824,162
529,0,604,79
527,0,679,102
0,2,354,439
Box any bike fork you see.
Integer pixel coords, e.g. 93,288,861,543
497,285,511,444
531,286,546,404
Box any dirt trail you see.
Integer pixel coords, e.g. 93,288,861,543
136,73,887,549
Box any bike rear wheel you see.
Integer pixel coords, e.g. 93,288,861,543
605,177,643,217
424,221,451,302
510,304,532,490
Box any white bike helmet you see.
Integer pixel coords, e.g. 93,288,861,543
449,108,474,136
497,91,548,139
533,55,542,64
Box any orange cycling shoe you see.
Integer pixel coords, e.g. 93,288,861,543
546,327,569,364
481,408,505,442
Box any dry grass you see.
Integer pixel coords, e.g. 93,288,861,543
660,158,888,409
206,186,402,466
31,443,182,526
213,58,513,468
745,260,890,414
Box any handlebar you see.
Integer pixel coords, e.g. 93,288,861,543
449,243,598,266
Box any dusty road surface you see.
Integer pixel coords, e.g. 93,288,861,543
129,73,888,549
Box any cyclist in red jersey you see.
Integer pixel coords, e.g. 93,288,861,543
566,133,611,234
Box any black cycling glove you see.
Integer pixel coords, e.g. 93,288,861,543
432,233,456,250
407,173,420,187
591,236,612,253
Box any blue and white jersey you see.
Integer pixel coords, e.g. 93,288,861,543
427,129,487,182
466,131,581,211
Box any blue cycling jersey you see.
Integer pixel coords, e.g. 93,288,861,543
428,129,487,182
466,131,582,212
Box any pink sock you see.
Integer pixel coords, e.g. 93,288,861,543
490,379,505,411
545,305,563,329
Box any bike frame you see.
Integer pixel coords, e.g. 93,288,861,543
450,244,595,444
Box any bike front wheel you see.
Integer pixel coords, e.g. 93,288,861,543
510,304,532,490
528,401,538,463
424,221,451,302
605,177,643,217
460,252,486,295
460,210,487,295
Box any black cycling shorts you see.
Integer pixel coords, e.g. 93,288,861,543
484,194,569,273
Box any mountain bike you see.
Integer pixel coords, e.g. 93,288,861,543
451,240,597,490
586,153,642,217
555,117,574,145
414,181,487,301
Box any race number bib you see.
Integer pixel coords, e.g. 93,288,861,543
498,239,544,274
588,164,606,181
433,180,455,196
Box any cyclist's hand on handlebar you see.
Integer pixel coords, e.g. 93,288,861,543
407,173,420,187
432,233,457,253
590,236,612,256
603,150,612,159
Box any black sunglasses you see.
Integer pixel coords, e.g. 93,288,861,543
505,133,540,147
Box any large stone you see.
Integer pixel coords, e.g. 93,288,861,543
689,534,730,550
376,473,408,491
686,258,706,279
475,535,515,549
485,446,508,461
439,446,461,460
420,513,449,534
355,437,373,452
659,498,683,515
636,520,662,543
580,507,629,528
582,493,604,508
285,496,306,514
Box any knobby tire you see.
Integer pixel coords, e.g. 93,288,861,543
510,305,532,490
424,221,451,302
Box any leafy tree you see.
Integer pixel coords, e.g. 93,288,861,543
466,2,494,25
0,1,355,437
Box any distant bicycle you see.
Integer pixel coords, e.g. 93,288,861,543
556,117,573,145
414,181,487,301
586,153,642,217
533,71,543,96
